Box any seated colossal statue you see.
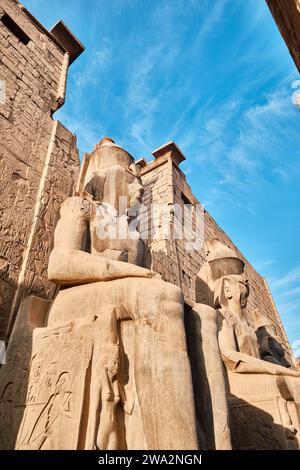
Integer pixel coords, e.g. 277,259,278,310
1,138,299,452
195,239,300,450
0,138,198,450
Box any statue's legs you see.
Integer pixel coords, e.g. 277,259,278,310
186,304,231,449
47,278,198,449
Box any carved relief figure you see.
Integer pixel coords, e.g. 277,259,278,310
96,342,120,450
254,312,291,368
85,312,121,450
197,238,300,450
0,383,13,448
22,372,72,450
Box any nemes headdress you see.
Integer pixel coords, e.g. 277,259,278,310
196,238,247,307
76,137,139,195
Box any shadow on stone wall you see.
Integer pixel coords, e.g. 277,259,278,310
0,294,50,449
184,305,215,450
229,395,299,450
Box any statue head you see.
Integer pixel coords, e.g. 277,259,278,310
76,137,144,211
197,238,248,312
213,274,249,312
253,310,280,340
76,137,141,197
76,137,143,219
207,238,244,281
103,343,120,378
254,310,275,331
87,137,138,175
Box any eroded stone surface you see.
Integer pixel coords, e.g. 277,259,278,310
0,0,299,451
140,147,293,363
198,239,300,450
0,138,198,450
0,0,80,340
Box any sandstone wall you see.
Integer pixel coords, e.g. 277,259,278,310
141,155,292,358
0,0,80,340
266,0,300,73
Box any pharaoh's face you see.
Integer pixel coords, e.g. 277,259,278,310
223,277,249,309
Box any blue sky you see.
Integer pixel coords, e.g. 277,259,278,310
23,0,300,352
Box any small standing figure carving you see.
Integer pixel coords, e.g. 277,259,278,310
23,372,72,450
86,311,122,450
0,383,13,449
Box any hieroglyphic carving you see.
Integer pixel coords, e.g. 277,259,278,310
0,339,32,449
0,383,13,448
0,138,198,450
229,399,286,450
16,322,92,450
0,0,81,339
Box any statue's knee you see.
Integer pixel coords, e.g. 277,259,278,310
148,280,183,306
193,303,217,322
163,282,183,303
135,279,183,320
158,282,183,317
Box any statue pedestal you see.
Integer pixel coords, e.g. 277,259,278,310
223,351,300,450
16,321,93,450
0,284,199,450
0,296,51,449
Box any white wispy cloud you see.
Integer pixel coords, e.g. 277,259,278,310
266,263,300,348
181,82,299,214
280,285,300,298
252,259,275,273
271,265,300,289
57,111,105,154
